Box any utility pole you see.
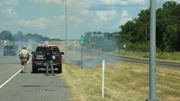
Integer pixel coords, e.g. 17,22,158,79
146,0,159,101
65,0,68,61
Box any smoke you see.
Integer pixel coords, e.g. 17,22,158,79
63,45,118,68
84,32,121,53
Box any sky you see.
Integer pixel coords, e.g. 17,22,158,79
0,0,180,39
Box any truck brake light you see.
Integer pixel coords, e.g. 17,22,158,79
32,55,35,60
59,55,62,61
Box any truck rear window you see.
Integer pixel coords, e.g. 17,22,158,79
35,46,61,54
35,47,48,52
52,47,60,54
4,46,14,49
52,47,59,51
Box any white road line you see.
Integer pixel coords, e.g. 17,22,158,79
0,67,18,76
0,60,31,89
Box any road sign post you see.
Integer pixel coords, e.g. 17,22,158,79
102,60,105,98
80,35,84,69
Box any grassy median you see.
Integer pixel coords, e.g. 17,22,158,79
118,49,180,62
58,62,180,101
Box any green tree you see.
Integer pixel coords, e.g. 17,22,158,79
0,30,13,41
163,25,178,52
119,1,180,52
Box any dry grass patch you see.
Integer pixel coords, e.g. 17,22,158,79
59,61,180,101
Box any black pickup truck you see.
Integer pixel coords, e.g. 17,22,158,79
3,45,17,56
31,45,64,73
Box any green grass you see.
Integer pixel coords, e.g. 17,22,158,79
59,62,180,101
119,49,180,62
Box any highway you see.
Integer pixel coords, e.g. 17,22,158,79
0,55,71,101
0,42,179,101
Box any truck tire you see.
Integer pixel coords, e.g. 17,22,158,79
57,66,62,73
32,66,38,73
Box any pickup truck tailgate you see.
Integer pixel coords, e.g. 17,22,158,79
36,54,45,60
33,52,46,66
52,53,61,63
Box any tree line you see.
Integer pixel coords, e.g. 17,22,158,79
119,1,180,52
84,1,180,52
0,30,61,42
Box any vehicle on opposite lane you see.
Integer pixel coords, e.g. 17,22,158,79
31,45,64,73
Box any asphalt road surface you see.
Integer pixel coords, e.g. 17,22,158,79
0,55,71,101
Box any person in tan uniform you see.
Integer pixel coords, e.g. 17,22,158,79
19,46,30,73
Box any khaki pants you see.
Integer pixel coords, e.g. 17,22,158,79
46,60,54,75
21,60,27,72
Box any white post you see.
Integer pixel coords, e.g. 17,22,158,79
102,60,105,98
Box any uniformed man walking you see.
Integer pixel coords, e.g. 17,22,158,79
19,46,30,73
45,47,54,75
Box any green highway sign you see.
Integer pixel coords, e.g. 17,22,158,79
80,34,84,44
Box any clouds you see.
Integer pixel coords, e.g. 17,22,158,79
95,10,118,21
121,10,129,18
100,0,146,6
0,0,19,33
75,0,147,8
118,10,132,26
60,15,83,23
80,9,89,15
0,0,178,39
20,17,50,29
0,0,18,7
29,0,89,8
0,0,18,18
0,0,145,39
29,0,61,4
